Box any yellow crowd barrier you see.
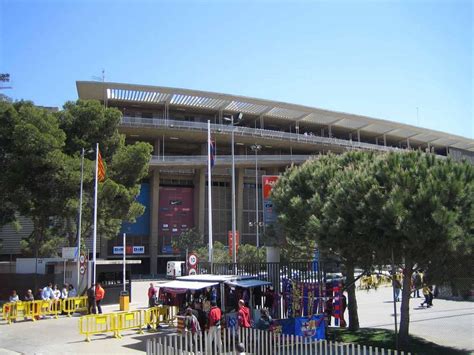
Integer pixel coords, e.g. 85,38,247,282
2,303,12,321
79,306,173,342
1,296,88,324
165,305,178,325
79,313,116,342
62,296,88,316
115,310,143,338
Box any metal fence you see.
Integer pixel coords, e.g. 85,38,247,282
146,327,410,355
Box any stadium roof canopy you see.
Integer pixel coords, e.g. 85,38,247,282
77,81,474,152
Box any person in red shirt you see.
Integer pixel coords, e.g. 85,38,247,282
208,301,222,352
148,283,158,307
238,299,251,328
95,283,105,314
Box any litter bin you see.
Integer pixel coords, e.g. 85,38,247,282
120,291,129,311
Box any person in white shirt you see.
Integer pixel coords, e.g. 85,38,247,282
61,284,68,299
9,290,19,303
52,284,61,300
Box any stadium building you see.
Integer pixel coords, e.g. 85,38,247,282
1,81,473,274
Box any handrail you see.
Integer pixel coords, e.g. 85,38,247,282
121,117,404,153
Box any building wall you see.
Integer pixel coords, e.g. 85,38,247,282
0,215,33,258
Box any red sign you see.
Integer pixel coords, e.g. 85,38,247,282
228,231,240,256
262,175,279,199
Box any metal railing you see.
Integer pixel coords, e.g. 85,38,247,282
121,117,405,153
149,154,313,167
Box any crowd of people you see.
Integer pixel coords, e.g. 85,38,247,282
146,282,275,335
8,283,77,304
392,269,435,307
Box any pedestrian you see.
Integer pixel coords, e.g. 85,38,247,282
42,283,53,300
51,284,61,300
264,286,275,312
24,289,34,302
148,283,158,307
236,342,246,355
208,300,222,352
61,284,69,299
185,307,201,334
238,299,251,328
421,284,433,308
95,282,105,314
256,308,272,330
340,292,347,328
68,284,77,298
393,273,402,302
210,287,217,304
9,290,19,303
87,284,96,314
412,271,422,298
147,283,158,330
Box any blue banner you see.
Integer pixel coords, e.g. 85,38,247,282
272,315,325,340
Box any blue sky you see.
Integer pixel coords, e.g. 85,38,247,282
1,0,472,138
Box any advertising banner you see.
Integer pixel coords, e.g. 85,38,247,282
262,175,279,226
228,231,240,256
159,187,194,254
272,315,325,340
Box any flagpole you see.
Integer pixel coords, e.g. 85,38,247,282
92,143,99,285
207,120,213,264
77,148,85,291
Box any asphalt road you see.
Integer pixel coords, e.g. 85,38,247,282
0,280,472,354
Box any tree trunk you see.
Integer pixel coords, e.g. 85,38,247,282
398,261,413,347
346,261,360,330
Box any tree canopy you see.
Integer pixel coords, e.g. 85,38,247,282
0,99,153,257
272,150,473,343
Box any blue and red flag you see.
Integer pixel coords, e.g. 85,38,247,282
209,139,216,168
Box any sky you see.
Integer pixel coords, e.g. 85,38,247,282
1,0,472,139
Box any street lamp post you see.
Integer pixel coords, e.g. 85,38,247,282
250,144,262,249
225,113,243,264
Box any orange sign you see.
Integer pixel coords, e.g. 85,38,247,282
228,231,240,256
262,175,279,199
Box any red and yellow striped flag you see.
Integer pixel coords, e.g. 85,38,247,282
98,150,106,182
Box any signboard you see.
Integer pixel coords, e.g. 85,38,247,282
188,253,198,267
113,246,145,255
133,246,145,254
262,175,279,226
228,231,240,256
62,247,78,260
79,253,87,274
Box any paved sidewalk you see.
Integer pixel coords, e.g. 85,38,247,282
355,286,474,352
1,281,472,354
